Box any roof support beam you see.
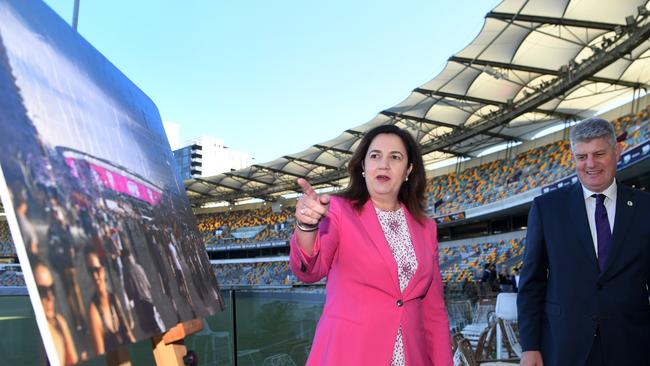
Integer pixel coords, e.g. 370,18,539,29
344,129,364,138
195,177,242,191
382,111,458,129
185,187,218,198
415,88,501,106
449,56,645,88
415,88,581,121
383,111,517,141
534,109,581,121
283,156,339,170
314,144,352,155
224,172,272,186
486,11,619,31
252,164,304,179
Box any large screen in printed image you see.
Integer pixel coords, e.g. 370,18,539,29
0,1,223,365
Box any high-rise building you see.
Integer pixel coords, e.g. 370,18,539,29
173,135,253,180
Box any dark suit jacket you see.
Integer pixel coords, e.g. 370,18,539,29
517,182,650,366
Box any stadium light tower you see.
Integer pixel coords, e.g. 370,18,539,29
72,0,80,30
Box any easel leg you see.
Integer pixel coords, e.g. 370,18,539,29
152,335,187,366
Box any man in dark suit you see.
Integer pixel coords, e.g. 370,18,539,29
518,118,650,366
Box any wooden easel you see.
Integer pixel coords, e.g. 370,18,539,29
106,319,204,366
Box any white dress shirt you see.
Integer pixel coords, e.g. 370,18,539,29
582,180,617,258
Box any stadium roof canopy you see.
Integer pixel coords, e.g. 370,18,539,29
186,0,650,205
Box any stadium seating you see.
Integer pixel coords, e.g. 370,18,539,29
210,234,526,289
1,221,12,241
197,207,294,247
214,260,298,287
428,106,650,216
0,222,16,258
0,242,16,258
440,237,524,296
0,267,25,287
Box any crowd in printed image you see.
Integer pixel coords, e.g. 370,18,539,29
0,80,221,363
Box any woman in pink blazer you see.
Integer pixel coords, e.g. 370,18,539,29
291,125,453,365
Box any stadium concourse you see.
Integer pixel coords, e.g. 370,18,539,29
2,0,650,364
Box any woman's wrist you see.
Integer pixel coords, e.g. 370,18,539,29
296,220,319,232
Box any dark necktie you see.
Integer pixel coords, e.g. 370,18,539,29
593,194,612,271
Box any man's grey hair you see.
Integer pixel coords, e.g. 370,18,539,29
569,117,617,150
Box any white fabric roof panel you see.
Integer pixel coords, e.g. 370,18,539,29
186,0,650,204
564,0,642,24
425,101,479,126
457,21,530,63
494,0,569,17
419,62,481,94
512,26,606,69
465,73,524,103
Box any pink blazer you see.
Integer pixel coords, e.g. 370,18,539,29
290,196,453,366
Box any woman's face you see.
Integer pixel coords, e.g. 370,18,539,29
87,253,107,294
363,133,412,206
35,265,56,320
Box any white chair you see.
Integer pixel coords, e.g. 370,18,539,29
461,300,496,347
494,293,521,358
452,335,518,366
495,293,517,321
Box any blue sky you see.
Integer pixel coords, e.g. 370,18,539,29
42,0,501,163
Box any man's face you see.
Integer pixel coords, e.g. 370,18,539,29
572,137,621,193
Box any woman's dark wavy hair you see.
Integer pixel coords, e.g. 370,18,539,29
338,124,427,223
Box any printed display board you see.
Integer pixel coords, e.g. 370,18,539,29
0,1,222,365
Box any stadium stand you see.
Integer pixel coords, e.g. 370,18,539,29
0,264,24,287
428,105,650,217
428,140,573,216
197,207,294,247
214,258,297,287
440,232,525,299
0,221,16,258
209,230,526,291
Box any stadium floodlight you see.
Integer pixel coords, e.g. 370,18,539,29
625,15,636,26
639,5,649,16
615,25,624,36
484,65,506,80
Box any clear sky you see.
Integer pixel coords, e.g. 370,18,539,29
42,0,501,163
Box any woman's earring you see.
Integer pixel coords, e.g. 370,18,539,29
405,176,409,182
362,171,366,178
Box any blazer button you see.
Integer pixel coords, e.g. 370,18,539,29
396,299,403,307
